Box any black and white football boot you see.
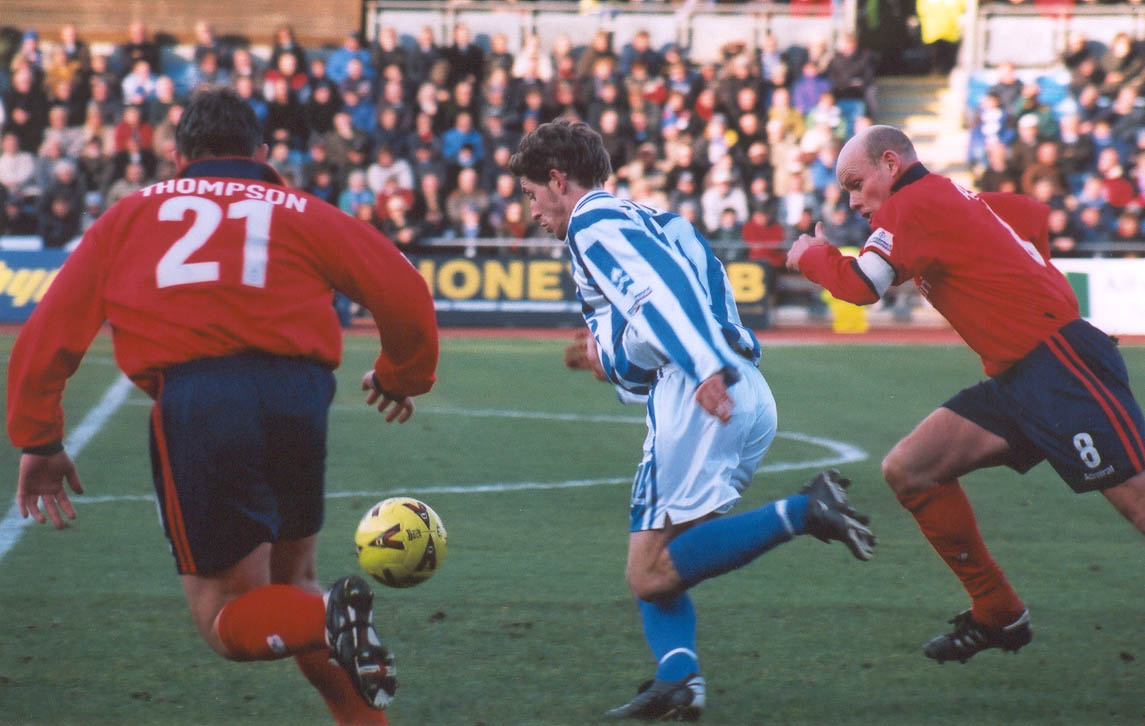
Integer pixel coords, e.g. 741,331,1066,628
923,609,1033,664
800,468,878,561
604,673,706,721
325,575,397,709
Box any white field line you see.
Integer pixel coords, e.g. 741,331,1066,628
75,402,868,505
0,375,135,562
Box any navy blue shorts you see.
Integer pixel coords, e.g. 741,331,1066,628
148,354,336,575
945,319,1145,493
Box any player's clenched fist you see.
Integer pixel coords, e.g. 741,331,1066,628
787,222,830,272
564,328,608,381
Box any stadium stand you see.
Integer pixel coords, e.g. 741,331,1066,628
1,1,1141,320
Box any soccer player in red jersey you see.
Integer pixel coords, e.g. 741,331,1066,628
788,125,1145,663
6,87,439,724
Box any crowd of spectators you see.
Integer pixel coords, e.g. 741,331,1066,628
0,19,880,264
2,13,1143,264
967,31,1145,257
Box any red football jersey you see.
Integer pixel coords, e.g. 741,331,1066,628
8,159,438,448
862,171,1079,376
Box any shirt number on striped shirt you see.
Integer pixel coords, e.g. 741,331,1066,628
156,196,272,289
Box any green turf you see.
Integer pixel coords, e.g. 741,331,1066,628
1,334,1143,725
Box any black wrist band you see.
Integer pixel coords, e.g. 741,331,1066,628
371,373,406,401
23,441,64,456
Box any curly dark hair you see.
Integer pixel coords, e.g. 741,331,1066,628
508,119,612,188
175,85,263,160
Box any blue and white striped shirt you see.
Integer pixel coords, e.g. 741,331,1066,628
565,190,761,401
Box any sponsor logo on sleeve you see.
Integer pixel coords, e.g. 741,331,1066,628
626,287,653,316
865,228,894,255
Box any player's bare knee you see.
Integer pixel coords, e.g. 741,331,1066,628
881,450,911,494
628,578,678,603
625,568,653,600
883,447,936,496
202,615,239,660
626,567,675,602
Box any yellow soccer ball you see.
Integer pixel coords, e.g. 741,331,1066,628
354,497,447,588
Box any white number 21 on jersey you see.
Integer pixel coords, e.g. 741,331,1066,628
156,195,272,288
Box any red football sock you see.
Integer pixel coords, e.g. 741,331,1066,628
295,650,388,726
897,481,1025,627
215,584,327,661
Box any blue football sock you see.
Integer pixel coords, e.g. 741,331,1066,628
639,594,699,682
667,494,808,589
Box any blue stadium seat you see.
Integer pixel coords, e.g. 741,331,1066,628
1036,73,1069,110
966,73,991,112
162,47,194,96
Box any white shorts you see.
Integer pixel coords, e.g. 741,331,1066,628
628,359,777,531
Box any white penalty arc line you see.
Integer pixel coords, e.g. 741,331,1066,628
68,408,867,504
12,397,867,506
0,375,135,563
123,399,653,425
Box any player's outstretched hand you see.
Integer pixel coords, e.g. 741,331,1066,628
564,328,607,382
18,450,83,529
361,371,415,423
786,221,831,273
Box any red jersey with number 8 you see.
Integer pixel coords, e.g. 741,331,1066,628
7,159,438,448
862,172,1079,376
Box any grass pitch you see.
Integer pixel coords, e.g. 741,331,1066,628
1,333,1142,725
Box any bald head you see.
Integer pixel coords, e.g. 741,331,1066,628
839,125,918,169
835,125,921,220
